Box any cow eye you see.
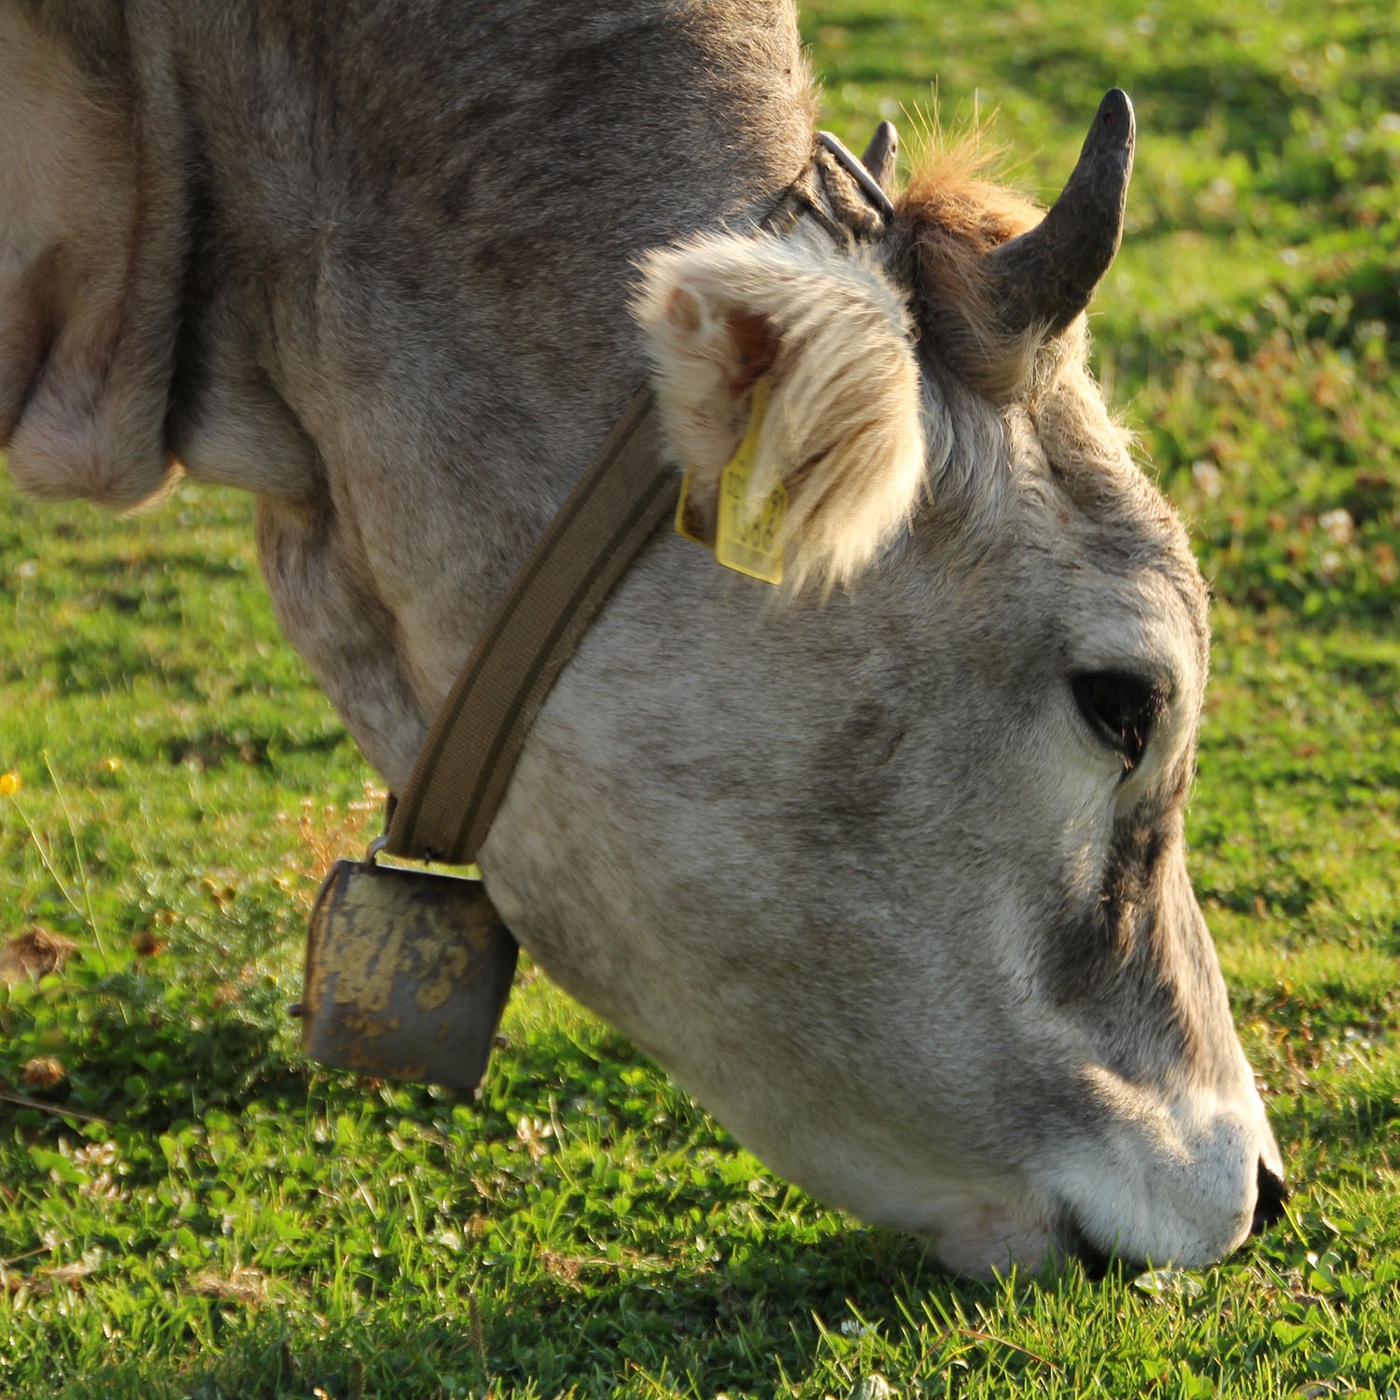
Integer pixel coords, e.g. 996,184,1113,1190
1072,673,1157,771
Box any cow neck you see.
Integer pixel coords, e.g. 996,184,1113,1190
383,137,893,867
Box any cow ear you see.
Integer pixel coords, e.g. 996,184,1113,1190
633,233,925,593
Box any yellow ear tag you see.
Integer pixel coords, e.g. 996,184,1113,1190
712,376,785,584
674,377,785,583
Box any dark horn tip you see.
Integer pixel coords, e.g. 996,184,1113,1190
1099,88,1133,124
1091,89,1136,155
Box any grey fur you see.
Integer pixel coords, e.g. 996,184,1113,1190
0,0,1282,1277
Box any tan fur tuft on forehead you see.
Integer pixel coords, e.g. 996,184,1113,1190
894,139,1052,402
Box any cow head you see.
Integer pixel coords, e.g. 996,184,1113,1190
599,93,1284,1277
0,2,1281,1282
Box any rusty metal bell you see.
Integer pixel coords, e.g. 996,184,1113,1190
299,857,518,1093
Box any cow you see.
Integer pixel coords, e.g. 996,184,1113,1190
0,0,1286,1278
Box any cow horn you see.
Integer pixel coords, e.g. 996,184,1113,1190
984,89,1135,335
860,120,899,192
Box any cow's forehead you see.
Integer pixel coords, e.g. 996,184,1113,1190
933,366,1213,706
1041,493,1209,704
911,340,1208,679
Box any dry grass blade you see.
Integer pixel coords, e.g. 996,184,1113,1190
0,1088,109,1124
187,1264,272,1308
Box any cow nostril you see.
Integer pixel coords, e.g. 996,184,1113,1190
1252,1159,1289,1236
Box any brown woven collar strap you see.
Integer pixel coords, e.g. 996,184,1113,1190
384,148,891,866
385,388,670,863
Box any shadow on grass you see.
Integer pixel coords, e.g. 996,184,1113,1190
11,971,1294,1400
45,1229,1054,1400
2,958,305,1136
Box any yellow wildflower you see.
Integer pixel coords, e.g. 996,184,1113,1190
0,771,21,797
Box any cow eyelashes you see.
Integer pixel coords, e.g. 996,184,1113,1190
1072,672,1159,772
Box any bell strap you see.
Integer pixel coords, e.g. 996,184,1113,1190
385,387,672,863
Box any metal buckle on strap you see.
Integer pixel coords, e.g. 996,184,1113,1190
816,130,896,225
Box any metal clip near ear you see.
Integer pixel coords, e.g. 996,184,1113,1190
298,846,518,1094
817,130,897,224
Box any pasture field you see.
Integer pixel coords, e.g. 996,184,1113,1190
2,0,1397,1395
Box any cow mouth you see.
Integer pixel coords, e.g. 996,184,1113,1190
927,1210,1120,1281
1053,1155,1290,1281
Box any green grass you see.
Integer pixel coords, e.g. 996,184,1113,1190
3,1,1399,1395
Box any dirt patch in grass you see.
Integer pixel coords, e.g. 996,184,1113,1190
0,927,77,984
